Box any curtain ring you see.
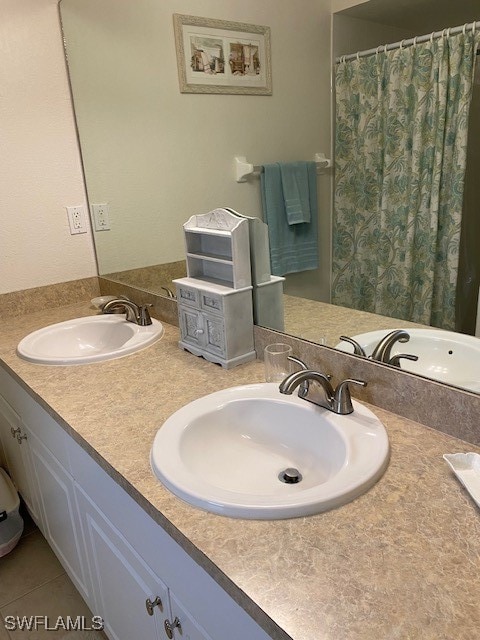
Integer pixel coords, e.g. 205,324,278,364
399,39,404,50
473,22,476,35
430,31,435,44
446,27,451,38
463,23,467,36
356,51,360,61
413,36,418,47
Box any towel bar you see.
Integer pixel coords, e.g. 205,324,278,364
234,153,332,183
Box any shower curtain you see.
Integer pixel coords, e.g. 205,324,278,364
332,30,480,330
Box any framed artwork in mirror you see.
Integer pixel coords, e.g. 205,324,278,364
173,14,272,95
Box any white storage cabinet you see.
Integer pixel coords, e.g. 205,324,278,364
175,277,255,368
176,208,256,368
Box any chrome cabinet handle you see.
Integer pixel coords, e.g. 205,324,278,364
194,328,204,336
164,616,181,639
145,596,162,616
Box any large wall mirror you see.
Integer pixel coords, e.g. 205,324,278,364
60,0,480,393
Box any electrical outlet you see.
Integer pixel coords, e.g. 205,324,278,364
66,206,87,234
91,203,111,231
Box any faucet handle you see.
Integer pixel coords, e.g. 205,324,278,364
333,378,367,415
286,356,333,398
388,353,418,367
287,356,309,397
138,304,153,326
339,336,367,357
287,356,308,370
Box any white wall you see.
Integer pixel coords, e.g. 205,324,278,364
0,0,97,294
331,0,369,11
0,0,334,302
333,13,415,57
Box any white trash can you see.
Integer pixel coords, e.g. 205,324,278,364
0,467,24,557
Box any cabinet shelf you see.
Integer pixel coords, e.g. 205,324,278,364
187,256,234,287
186,274,235,289
184,230,233,262
183,209,251,290
186,251,233,265
184,228,231,237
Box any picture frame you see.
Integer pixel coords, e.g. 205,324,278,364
173,14,272,95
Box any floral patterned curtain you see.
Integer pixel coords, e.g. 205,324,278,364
332,30,480,330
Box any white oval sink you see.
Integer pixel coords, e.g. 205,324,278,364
17,315,164,365
151,383,389,519
336,328,480,392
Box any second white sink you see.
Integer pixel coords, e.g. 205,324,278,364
151,383,389,519
17,314,164,365
337,328,480,392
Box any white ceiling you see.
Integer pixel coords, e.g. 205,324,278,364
339,0,479,35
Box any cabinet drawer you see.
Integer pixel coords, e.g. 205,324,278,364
200,291,223,316
176,284,200,308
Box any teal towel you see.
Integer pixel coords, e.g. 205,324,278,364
280,161,311,225
261,162,318,276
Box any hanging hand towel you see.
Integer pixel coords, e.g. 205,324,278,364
261,162,318,276
280,161,312,224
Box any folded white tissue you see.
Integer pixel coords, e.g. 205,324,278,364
443,453,480,509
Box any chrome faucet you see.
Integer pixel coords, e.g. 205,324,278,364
160,286,176,299
370,329,418,366
339,336,367,357
279,369,366,415
101,299,153,326
339,330,419,368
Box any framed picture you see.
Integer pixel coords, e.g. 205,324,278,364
173,14,272,95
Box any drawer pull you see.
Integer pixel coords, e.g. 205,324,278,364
164,616,181,639
10,426,21,438
145,596,162,616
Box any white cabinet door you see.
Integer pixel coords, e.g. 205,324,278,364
178,306,206,349
178,306,226,359
76,484,169,640
27,427,90,601
202,313,226,358
167,592,214,640
0,394,40,523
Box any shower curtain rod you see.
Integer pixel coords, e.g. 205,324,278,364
336,20,479,63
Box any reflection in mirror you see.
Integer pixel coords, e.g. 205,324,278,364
60,0,480,394
59,0,331,299
332,0,480,335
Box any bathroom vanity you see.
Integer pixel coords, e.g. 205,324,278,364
0,301,479,640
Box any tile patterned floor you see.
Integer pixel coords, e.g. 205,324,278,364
0,508,106,639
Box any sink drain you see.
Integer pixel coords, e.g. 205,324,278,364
278,468,302,484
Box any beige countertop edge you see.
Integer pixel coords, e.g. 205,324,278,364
2,302,480,640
